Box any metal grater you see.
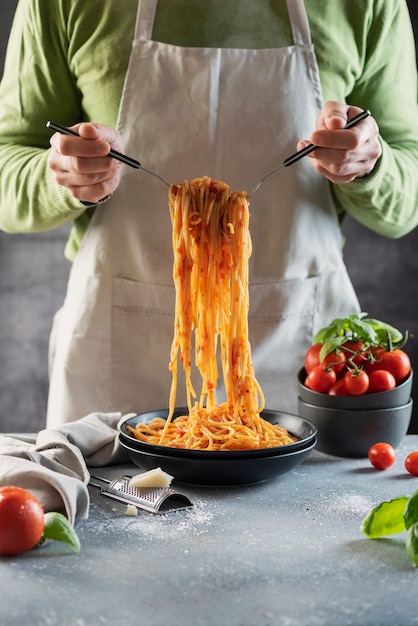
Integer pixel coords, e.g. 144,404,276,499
89,475,193,514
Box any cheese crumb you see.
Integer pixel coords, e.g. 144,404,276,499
129,467,174,488
125,504,138,516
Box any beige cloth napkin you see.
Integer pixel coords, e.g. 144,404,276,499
0,412,130,524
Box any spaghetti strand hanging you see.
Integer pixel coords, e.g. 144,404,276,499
128,177,297,451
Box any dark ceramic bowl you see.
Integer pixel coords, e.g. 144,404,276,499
297,396,413,458
119,437,316,486
118,409,317,485
119,409,317,459
298,368,413,410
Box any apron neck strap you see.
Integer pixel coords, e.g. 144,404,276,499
135,0,158,41
134,0,312,47
286,0,312,47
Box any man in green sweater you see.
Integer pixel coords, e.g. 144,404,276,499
0,0,417,426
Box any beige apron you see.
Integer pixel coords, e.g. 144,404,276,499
47,0,360,427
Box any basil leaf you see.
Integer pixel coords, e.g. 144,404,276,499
405,522,418,567
313,312,407,362
319,337,347,361
366,318,404,343
360,497,408,538
314,320,342,344
349,318,378,344
404,490,418,530
43,512,81,553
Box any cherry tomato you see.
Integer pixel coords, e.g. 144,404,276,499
328,378,348,396
323,348,346,374
377,349,411,383
367,369,396,394
341,340,367,366
365,348,411,383
304,344,346,374
305,365,337,393
404,451,418,476
0,486,45,556
368,442,396,470
344,369,369,396
304,344,322,373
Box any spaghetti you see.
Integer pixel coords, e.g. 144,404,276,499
128,177,297,450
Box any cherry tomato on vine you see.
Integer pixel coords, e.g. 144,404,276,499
377,349,411,383
367,369,396,394
344,369,369,396
324,348,346,374
363,346,383,373
305,365,337,393
341,340,366,366
405,451,418,476
365,348,411,383
304,343,345,374
368,443,396,470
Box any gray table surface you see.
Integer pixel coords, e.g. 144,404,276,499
1,436,418,626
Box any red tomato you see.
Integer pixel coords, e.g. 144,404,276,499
367,369,396,394
368,443,396,470
341,340,367,366
328,378,348,396
365,348,411,383
323,348,346,374
304,344,345,374
404,451,418,476
344,369,369,396
0,486,44,556
304,344,322,373
377,349,411,383
305,365,337,393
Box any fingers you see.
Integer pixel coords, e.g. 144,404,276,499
297,101,382,183
48,123,125,204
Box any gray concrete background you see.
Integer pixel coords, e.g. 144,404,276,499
1,0,418,433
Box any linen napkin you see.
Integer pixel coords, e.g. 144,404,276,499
0,412,130,524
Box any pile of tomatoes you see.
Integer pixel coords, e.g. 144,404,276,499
303,341,411,396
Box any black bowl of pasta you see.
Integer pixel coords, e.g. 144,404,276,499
118,409,317,486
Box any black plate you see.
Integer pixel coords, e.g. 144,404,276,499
119,408,317,459
119,437,317,486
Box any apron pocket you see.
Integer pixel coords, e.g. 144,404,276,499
248,278,318,414
47,274,113,425
111,277,182,414
110,272,356,416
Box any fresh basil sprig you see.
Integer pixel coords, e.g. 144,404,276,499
313,312,407,362
361,490,418,567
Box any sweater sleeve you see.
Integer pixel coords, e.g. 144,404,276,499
331,0,418,239
0,0,89,234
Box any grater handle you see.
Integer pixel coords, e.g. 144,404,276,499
89,474,112,490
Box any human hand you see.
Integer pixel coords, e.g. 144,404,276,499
297,101,381,183
48,123,125,204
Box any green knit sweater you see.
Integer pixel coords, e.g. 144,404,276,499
0,0,417,260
